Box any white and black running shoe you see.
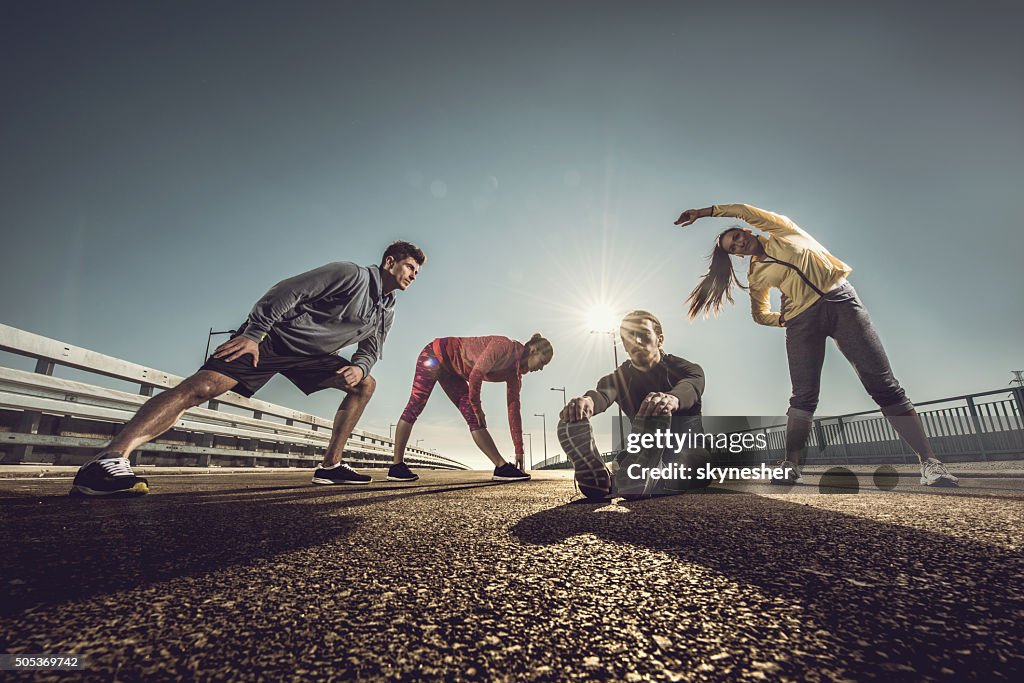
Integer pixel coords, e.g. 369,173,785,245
386,462,419,482
312,461,372,485
770,461,803,485
492,463,531,482
920,458,959,486
71,457,149,497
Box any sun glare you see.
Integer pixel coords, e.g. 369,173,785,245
586,304,619,333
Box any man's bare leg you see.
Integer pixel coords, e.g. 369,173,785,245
99,371,239,458
73,370,238,496
321,375,376,467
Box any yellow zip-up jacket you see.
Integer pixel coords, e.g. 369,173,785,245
712,204,852,327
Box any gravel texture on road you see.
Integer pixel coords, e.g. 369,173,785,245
1,470,1022,681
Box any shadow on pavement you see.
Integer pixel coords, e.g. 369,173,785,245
0,481,499,617
510,490,1024,680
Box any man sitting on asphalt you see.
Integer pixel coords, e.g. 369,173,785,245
558,310,709,499
71,241,425,496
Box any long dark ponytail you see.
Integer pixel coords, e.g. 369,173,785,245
686,228,747,319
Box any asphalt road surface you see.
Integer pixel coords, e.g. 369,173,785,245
1,469,1022,681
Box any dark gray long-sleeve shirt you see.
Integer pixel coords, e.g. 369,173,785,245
240,262,395,377
584,353,704,419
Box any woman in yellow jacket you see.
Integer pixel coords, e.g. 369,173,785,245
675,203,958,486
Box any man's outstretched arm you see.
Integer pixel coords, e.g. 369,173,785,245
666,359,705,409
561,373,617,423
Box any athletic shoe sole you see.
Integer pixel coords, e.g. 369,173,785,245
492,475,531,481
559,420,612,497
311,477,371,485
70,482,149,497
386,475,419,482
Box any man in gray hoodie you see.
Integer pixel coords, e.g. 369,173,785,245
71,241,425,496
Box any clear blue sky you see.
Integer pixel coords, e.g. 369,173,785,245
1,1,1021,469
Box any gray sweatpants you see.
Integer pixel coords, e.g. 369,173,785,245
785,282,914,422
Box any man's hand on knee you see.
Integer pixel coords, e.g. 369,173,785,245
336,365,365,389
636,392,678,417
213,336,260,367
561,396,594,423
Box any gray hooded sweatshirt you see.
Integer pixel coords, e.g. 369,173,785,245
240,262,395,378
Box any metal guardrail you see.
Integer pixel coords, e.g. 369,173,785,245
0,323,468,470
534,454,570,470
536,388,1024,469
536,451,617,470
732,389,1024,466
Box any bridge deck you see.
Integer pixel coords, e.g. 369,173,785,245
1,470,1022,681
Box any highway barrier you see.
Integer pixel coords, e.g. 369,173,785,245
0,323,467,470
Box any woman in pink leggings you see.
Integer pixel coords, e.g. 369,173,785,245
388,334,553,483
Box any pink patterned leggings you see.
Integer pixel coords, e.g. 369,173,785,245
399,342,485,430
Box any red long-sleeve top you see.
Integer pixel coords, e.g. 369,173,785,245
433,336,526,456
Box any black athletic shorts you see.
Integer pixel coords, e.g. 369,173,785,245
200,329,354,398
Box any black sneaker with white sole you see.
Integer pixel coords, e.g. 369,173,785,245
71,457,149,497
386,462,419,482
312,461,372,485
492,463,531,482
560,420,613,499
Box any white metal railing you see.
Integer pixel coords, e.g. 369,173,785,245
0,323,467,470
729,389,1024,465
536,388,1024,469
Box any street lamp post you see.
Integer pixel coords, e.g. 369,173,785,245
389,423,396,440
204,327,235,363
550,386,566,408
534,413,547,467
